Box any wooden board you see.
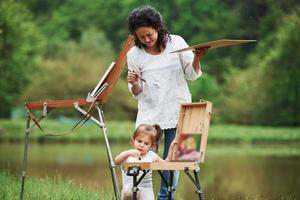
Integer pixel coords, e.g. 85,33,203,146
25,35,134,110
122,161,199,171
25,99,90,110
96,35,134,103
170,39,256,53
175,101,212,163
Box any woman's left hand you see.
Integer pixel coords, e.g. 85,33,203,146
193,46,209,60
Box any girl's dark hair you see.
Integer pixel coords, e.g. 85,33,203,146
127,5,171,52
152,124,162,153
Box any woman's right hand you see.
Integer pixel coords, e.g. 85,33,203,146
127,70,140,85
127,70,143,95
165,140,179,161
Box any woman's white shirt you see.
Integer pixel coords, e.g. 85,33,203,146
127,35,202,129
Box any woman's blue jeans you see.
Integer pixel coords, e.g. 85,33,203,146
157,128,179,200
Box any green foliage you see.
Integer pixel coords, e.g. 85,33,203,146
39,0,137,54
189,73,221,106
254,10,300,126
221,10,300,126
220,67,263,124
22,29,113,100
0,0,45,117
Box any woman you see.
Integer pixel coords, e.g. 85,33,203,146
126,5,208,200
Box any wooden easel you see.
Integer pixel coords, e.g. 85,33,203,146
122,100,212,200
19,35,134,200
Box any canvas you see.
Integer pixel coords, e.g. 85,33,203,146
170,39,256,53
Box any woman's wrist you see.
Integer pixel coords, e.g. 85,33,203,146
192,60,201,73
131,82,143,95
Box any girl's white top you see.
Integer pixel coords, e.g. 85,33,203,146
122,150,160,188
127,34,202,129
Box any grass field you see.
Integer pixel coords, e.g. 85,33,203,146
0,119,299,143
0,172,112,200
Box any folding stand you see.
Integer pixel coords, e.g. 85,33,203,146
157,170,175,200
122,101,212,200
123,162,202,200
126,166,150,200
19,35,134,200
20,101,120,199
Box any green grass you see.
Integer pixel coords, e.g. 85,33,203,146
0,119,134,142
1,171,297,200
208,124,300,143
0,171,113,200
0,119,299,143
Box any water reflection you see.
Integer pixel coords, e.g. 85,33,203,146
0,143,299,199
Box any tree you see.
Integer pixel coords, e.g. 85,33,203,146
255,11,300,126
0,0,45,117
221,10,300,126
189,74,220,106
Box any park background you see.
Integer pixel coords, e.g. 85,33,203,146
1,0,300,199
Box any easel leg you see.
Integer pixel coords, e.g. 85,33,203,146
126,167,149,200
20,111,31,200
158,170,175,200
96,107,120,200
168,171,174,200
74,104,120,199
194,170,203,200
132,172,138,200
184,168,203,200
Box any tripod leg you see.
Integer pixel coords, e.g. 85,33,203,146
97,107,120,200
184,168,203,200
168,170,174,200
132,173,138,200
20,111,31,200
194,170,203,200
158,170,175,200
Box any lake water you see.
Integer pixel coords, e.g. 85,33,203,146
1,142,299,200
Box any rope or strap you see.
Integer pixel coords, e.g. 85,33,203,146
28,100,97,137
28,112,45,132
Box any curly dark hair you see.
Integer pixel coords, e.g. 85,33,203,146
127,5,171,52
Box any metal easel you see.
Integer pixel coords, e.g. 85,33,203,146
19,35,134,200
20,83,121,200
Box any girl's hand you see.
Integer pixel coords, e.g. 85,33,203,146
126,149,141,159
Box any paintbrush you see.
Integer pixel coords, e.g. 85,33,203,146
124,66,146,82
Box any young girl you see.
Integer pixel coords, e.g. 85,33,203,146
115,124,164,200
